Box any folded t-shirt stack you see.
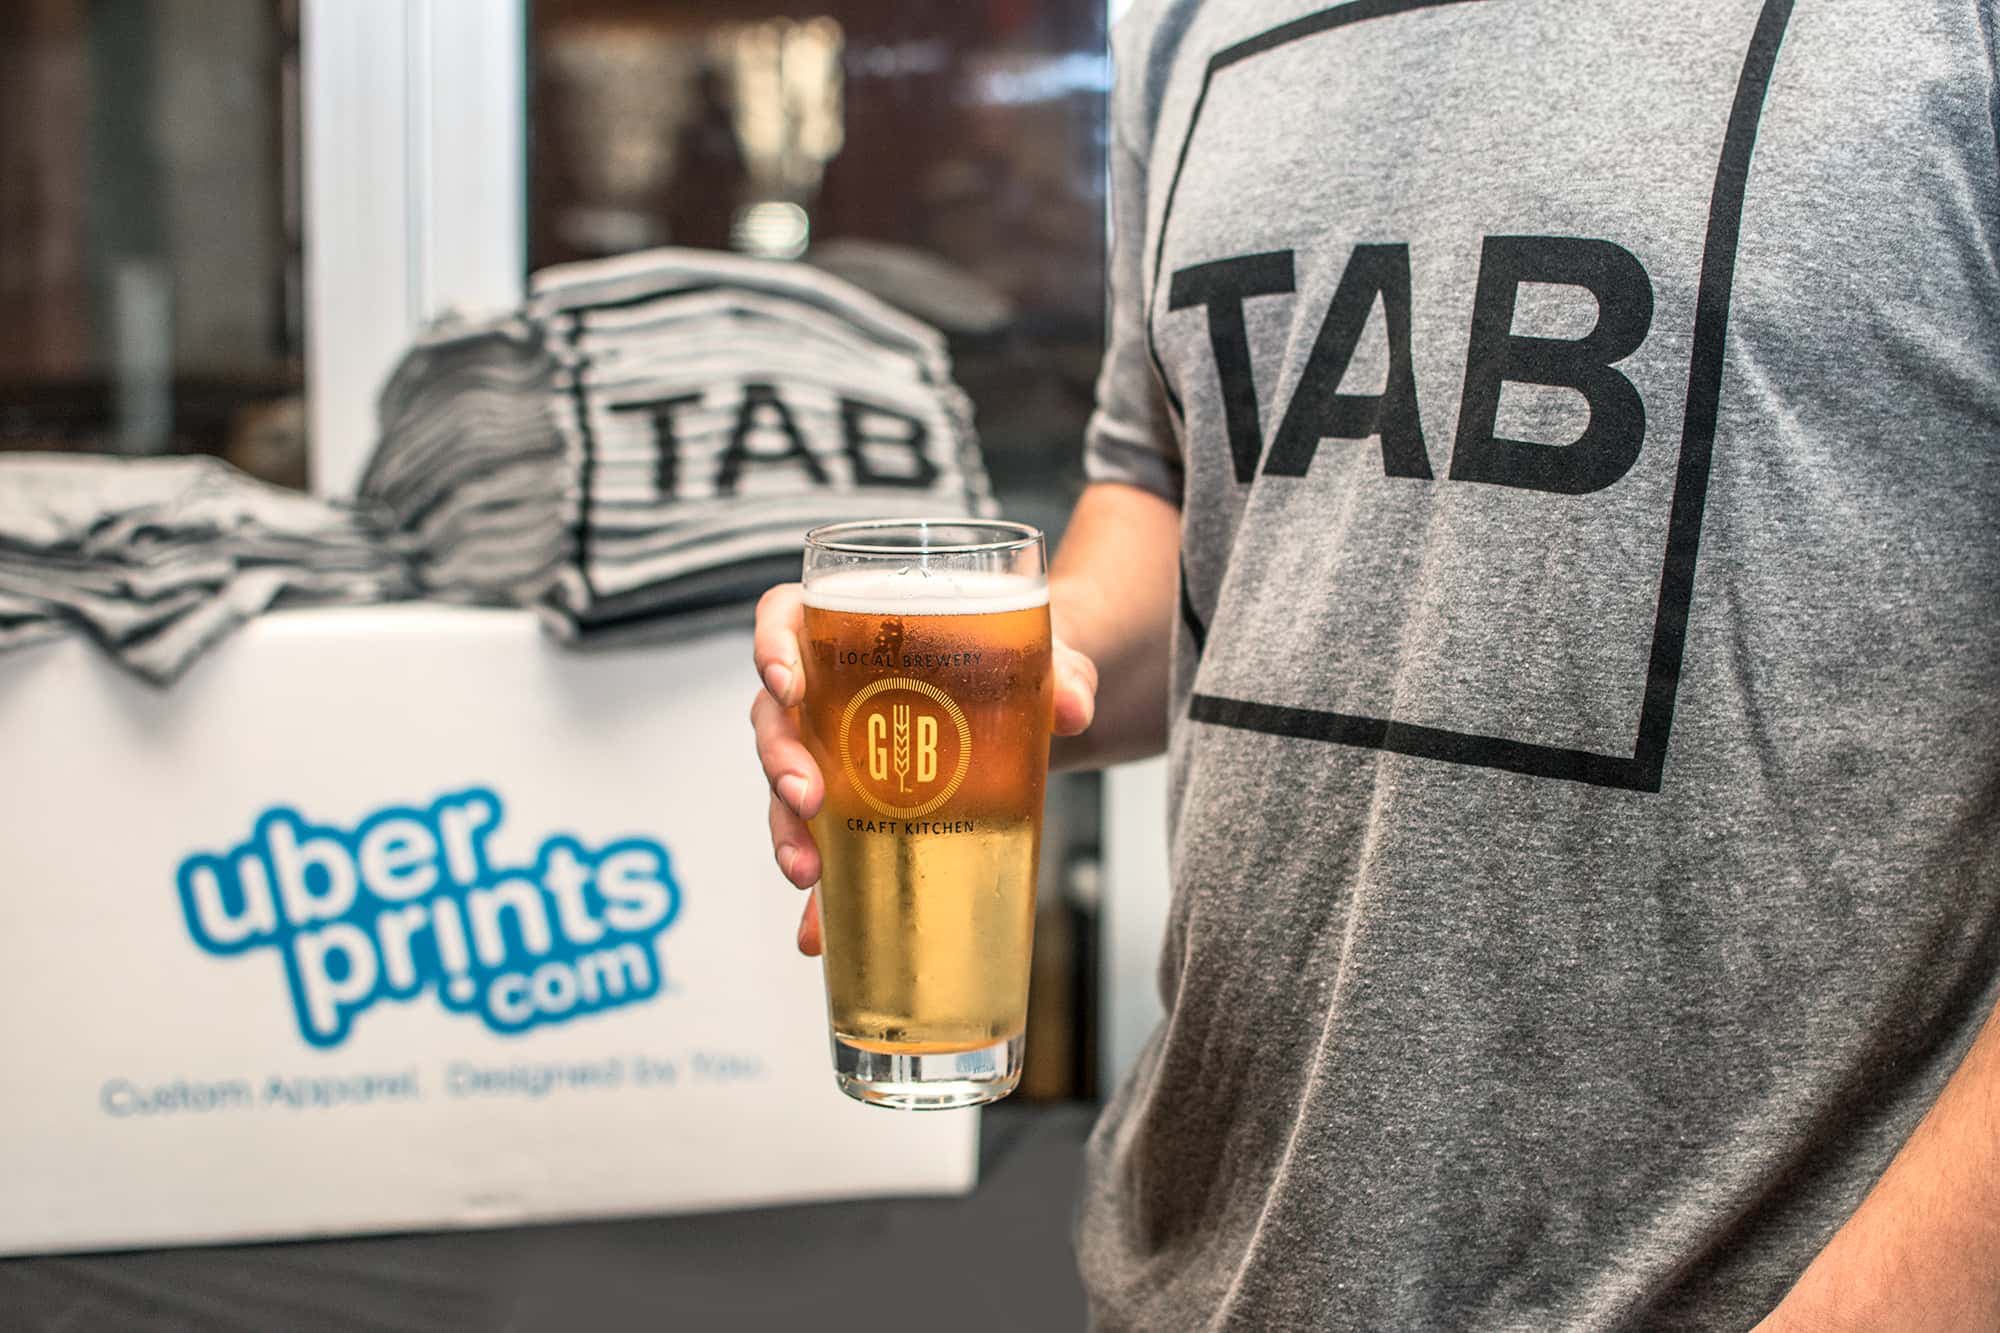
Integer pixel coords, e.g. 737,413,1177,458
0,454,417,685
359,316,564,606
360,247,995,645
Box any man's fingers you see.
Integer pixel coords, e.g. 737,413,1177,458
768,792,821,889
1052,640,1098,737
797,890,823,956
752,583,806,707
750,690,823,820
754,580,821,958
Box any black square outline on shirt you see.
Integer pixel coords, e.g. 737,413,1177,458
1151,0,1796,793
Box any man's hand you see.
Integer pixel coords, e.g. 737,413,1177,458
750,581,1099,955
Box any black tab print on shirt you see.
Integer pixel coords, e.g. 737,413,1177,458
1152,0,1797,793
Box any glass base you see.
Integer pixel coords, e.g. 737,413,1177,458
831,1033,1024,1110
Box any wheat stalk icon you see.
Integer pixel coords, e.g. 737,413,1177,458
892,704,912,792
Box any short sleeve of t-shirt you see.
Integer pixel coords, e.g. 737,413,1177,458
1083,7,1184,506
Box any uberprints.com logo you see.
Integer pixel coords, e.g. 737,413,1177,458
175,787,682,1048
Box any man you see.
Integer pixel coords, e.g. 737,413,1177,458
753,0,2000,1326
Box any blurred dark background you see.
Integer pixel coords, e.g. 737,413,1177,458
1,0,1107,525
0,0,306,486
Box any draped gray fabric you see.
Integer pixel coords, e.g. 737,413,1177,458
0,454,415,684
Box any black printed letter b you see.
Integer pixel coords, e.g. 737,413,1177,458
1450,236,1654,495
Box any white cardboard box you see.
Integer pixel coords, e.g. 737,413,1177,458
0,606,976,1256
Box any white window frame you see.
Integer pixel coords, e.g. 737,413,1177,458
301,0,526,498
1095,0,1175,1095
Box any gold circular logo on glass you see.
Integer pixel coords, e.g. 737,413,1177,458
837,676,974,819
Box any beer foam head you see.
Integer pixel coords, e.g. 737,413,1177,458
804,568,1049,615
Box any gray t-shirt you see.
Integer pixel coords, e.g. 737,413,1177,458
1078,1,2000,1327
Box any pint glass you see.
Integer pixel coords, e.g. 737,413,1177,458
799,520,1053,1109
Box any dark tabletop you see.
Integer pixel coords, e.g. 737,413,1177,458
0,1102,1096,1332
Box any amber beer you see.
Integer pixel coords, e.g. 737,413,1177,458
799,521,1052,1109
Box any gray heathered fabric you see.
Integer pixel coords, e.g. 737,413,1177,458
1078,2,2000,1329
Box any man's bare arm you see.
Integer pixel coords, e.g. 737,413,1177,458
1756,995,2000,1330
1049,480,1181,771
